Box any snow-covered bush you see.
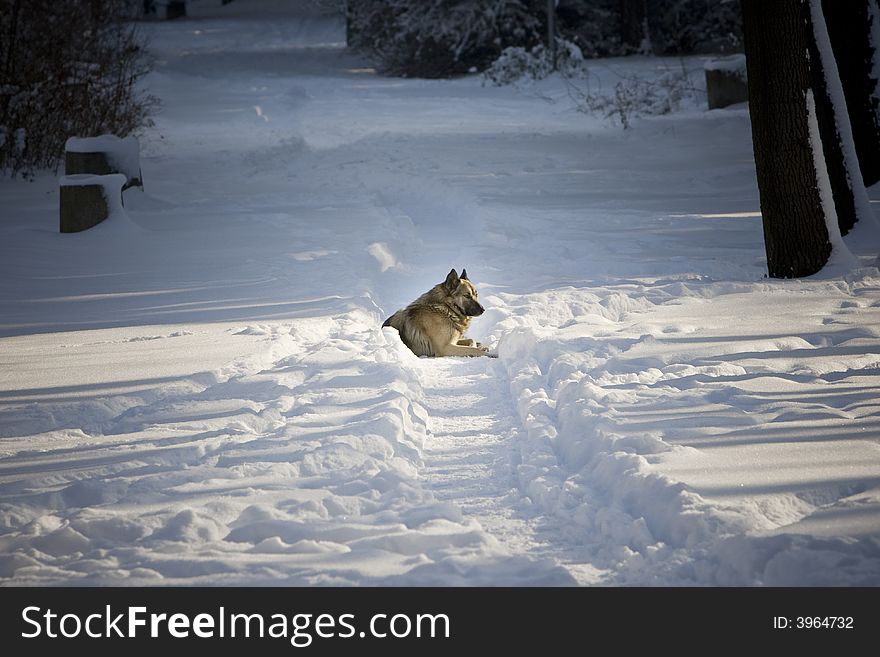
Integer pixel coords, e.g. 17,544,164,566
569,68,695,129
347,0,544,78
0,1,156,177
483,39,588,86
483,46,553,86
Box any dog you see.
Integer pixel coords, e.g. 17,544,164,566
383,268,491,357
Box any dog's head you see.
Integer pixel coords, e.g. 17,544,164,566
444,268,484,317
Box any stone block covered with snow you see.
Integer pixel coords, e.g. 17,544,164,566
705,54,748,109
65,135,143,190
59,173,126,233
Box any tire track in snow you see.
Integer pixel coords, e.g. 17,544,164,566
414,356,606,584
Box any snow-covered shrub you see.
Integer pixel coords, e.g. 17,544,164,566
347,0,544,78
483,39,588,86
0,1,156,177
570,68,695,129
484,46,552,86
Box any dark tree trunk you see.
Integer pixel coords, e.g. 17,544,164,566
619,0,647,54
3,0,23,80
808,2,858,235
741,0,831,278
547,0,557,67
823,0,880,187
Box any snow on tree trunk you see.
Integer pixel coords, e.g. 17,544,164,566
806,89,858,270
809,0,874,234
823,0,880,187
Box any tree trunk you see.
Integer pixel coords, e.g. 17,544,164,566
345,1,353,48
3,0,23,80
824,0,880,186
741,0,831,278
619,0,647,54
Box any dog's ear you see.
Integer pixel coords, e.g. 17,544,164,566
444,268,460,290
460,268,469,281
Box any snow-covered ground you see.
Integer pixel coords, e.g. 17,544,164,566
1,0,879,586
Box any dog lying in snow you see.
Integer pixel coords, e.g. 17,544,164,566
382,268,492,357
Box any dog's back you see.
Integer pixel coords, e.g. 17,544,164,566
383,305,437,356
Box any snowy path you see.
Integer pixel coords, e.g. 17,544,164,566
417,355,629,584
418,359,525,549
415,357,593,581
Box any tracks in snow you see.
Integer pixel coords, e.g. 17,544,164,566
414,356,604,585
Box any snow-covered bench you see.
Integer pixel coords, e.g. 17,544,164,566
705,55,748,110
65,135,143,191
59,173,126,233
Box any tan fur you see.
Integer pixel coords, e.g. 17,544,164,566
383,269,490,357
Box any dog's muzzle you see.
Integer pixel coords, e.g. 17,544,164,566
465,299,485,316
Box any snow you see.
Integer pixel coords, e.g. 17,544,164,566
0,0,879,586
